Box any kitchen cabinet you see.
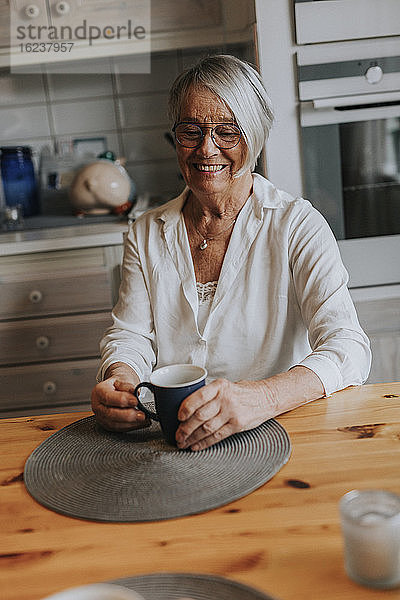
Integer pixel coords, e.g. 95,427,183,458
294,0,400,45
0,0,10,48
0,0,256,68
351,287,400,384
0,241,123,417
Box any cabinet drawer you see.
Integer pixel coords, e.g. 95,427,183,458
0,358,98,410
0,312,112,365
0,267,113,319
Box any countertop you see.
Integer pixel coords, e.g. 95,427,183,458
1,382,400,600
0,216,128,256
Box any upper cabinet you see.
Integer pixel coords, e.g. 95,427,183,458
294,0,400,45
0,0,11,48
0,0,256,69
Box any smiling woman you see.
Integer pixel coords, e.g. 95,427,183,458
91,54,371,452
173,85,250,209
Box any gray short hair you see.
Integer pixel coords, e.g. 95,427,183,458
168,54,274,176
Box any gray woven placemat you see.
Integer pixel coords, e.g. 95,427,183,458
24,414,291,522
110,573,278,599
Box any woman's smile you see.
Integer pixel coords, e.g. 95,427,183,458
193,163,227,173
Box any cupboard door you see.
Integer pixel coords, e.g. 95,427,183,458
151,0,222,33
295,0,400,44
368,333,400,384
0,1,10,48
46,0,221,39
0,358,98,410
0,312,112,365
352,291,400,384
0,267,113,319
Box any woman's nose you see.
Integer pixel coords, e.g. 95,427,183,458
197,130,218,155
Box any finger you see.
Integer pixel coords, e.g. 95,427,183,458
176,400,220,444
178,379,224,421
97,403,147,422
189,423,236,451
95,401,150,429
113,380,137,394
101,389,138,409
177,412,226,448
96,415,151,433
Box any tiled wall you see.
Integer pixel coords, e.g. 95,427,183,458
0,43,253,205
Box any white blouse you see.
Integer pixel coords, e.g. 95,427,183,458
99,174,371,395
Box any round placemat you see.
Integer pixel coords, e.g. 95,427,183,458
110,573,278,600
24,414,291,522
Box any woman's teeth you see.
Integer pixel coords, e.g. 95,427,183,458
194,164,225,172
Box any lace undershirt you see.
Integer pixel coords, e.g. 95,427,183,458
196,280,217,334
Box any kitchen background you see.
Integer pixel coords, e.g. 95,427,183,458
0,0,399,418
0,44,253,205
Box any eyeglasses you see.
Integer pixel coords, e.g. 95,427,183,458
173,122,242,149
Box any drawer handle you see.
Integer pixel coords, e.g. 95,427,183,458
43,381,57,395
29,289,43,304
36,335,50,350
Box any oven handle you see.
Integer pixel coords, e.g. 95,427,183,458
313,91,400,109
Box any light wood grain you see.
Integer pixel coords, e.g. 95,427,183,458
1,382,399,600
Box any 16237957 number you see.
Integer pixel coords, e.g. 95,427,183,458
19,42,74,53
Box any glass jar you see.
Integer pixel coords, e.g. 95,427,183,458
0,146,39,217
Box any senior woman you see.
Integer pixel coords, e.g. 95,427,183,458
91,54,371,451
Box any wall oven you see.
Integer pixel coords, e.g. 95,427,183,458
256,1,400,383
297,37,400,288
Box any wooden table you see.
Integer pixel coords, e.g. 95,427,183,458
1,382,400,600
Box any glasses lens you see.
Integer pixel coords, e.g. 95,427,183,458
213,124,241,148
175,123,203,147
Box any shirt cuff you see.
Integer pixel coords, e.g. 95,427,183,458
295,353,344,396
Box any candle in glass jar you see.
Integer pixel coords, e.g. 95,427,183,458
339,490,400,589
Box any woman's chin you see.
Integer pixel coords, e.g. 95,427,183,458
188,172,232,196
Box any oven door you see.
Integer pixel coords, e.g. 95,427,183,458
300,102,400,287
300,100,400,241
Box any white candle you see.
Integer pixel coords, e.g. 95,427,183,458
340,490,400,589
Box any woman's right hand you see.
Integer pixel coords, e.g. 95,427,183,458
91,364,151,432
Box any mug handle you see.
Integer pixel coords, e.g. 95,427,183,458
134,382,159,421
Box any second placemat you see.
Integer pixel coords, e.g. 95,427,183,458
24,414,291,521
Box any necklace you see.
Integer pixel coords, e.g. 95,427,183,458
190,210,236,250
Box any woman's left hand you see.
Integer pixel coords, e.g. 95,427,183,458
175,378,273,451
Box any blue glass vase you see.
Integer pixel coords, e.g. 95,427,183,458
0,146,39,217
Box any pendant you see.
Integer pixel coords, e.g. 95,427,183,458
200,239,208,250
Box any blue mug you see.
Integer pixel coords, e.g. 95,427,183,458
134,364,207,446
